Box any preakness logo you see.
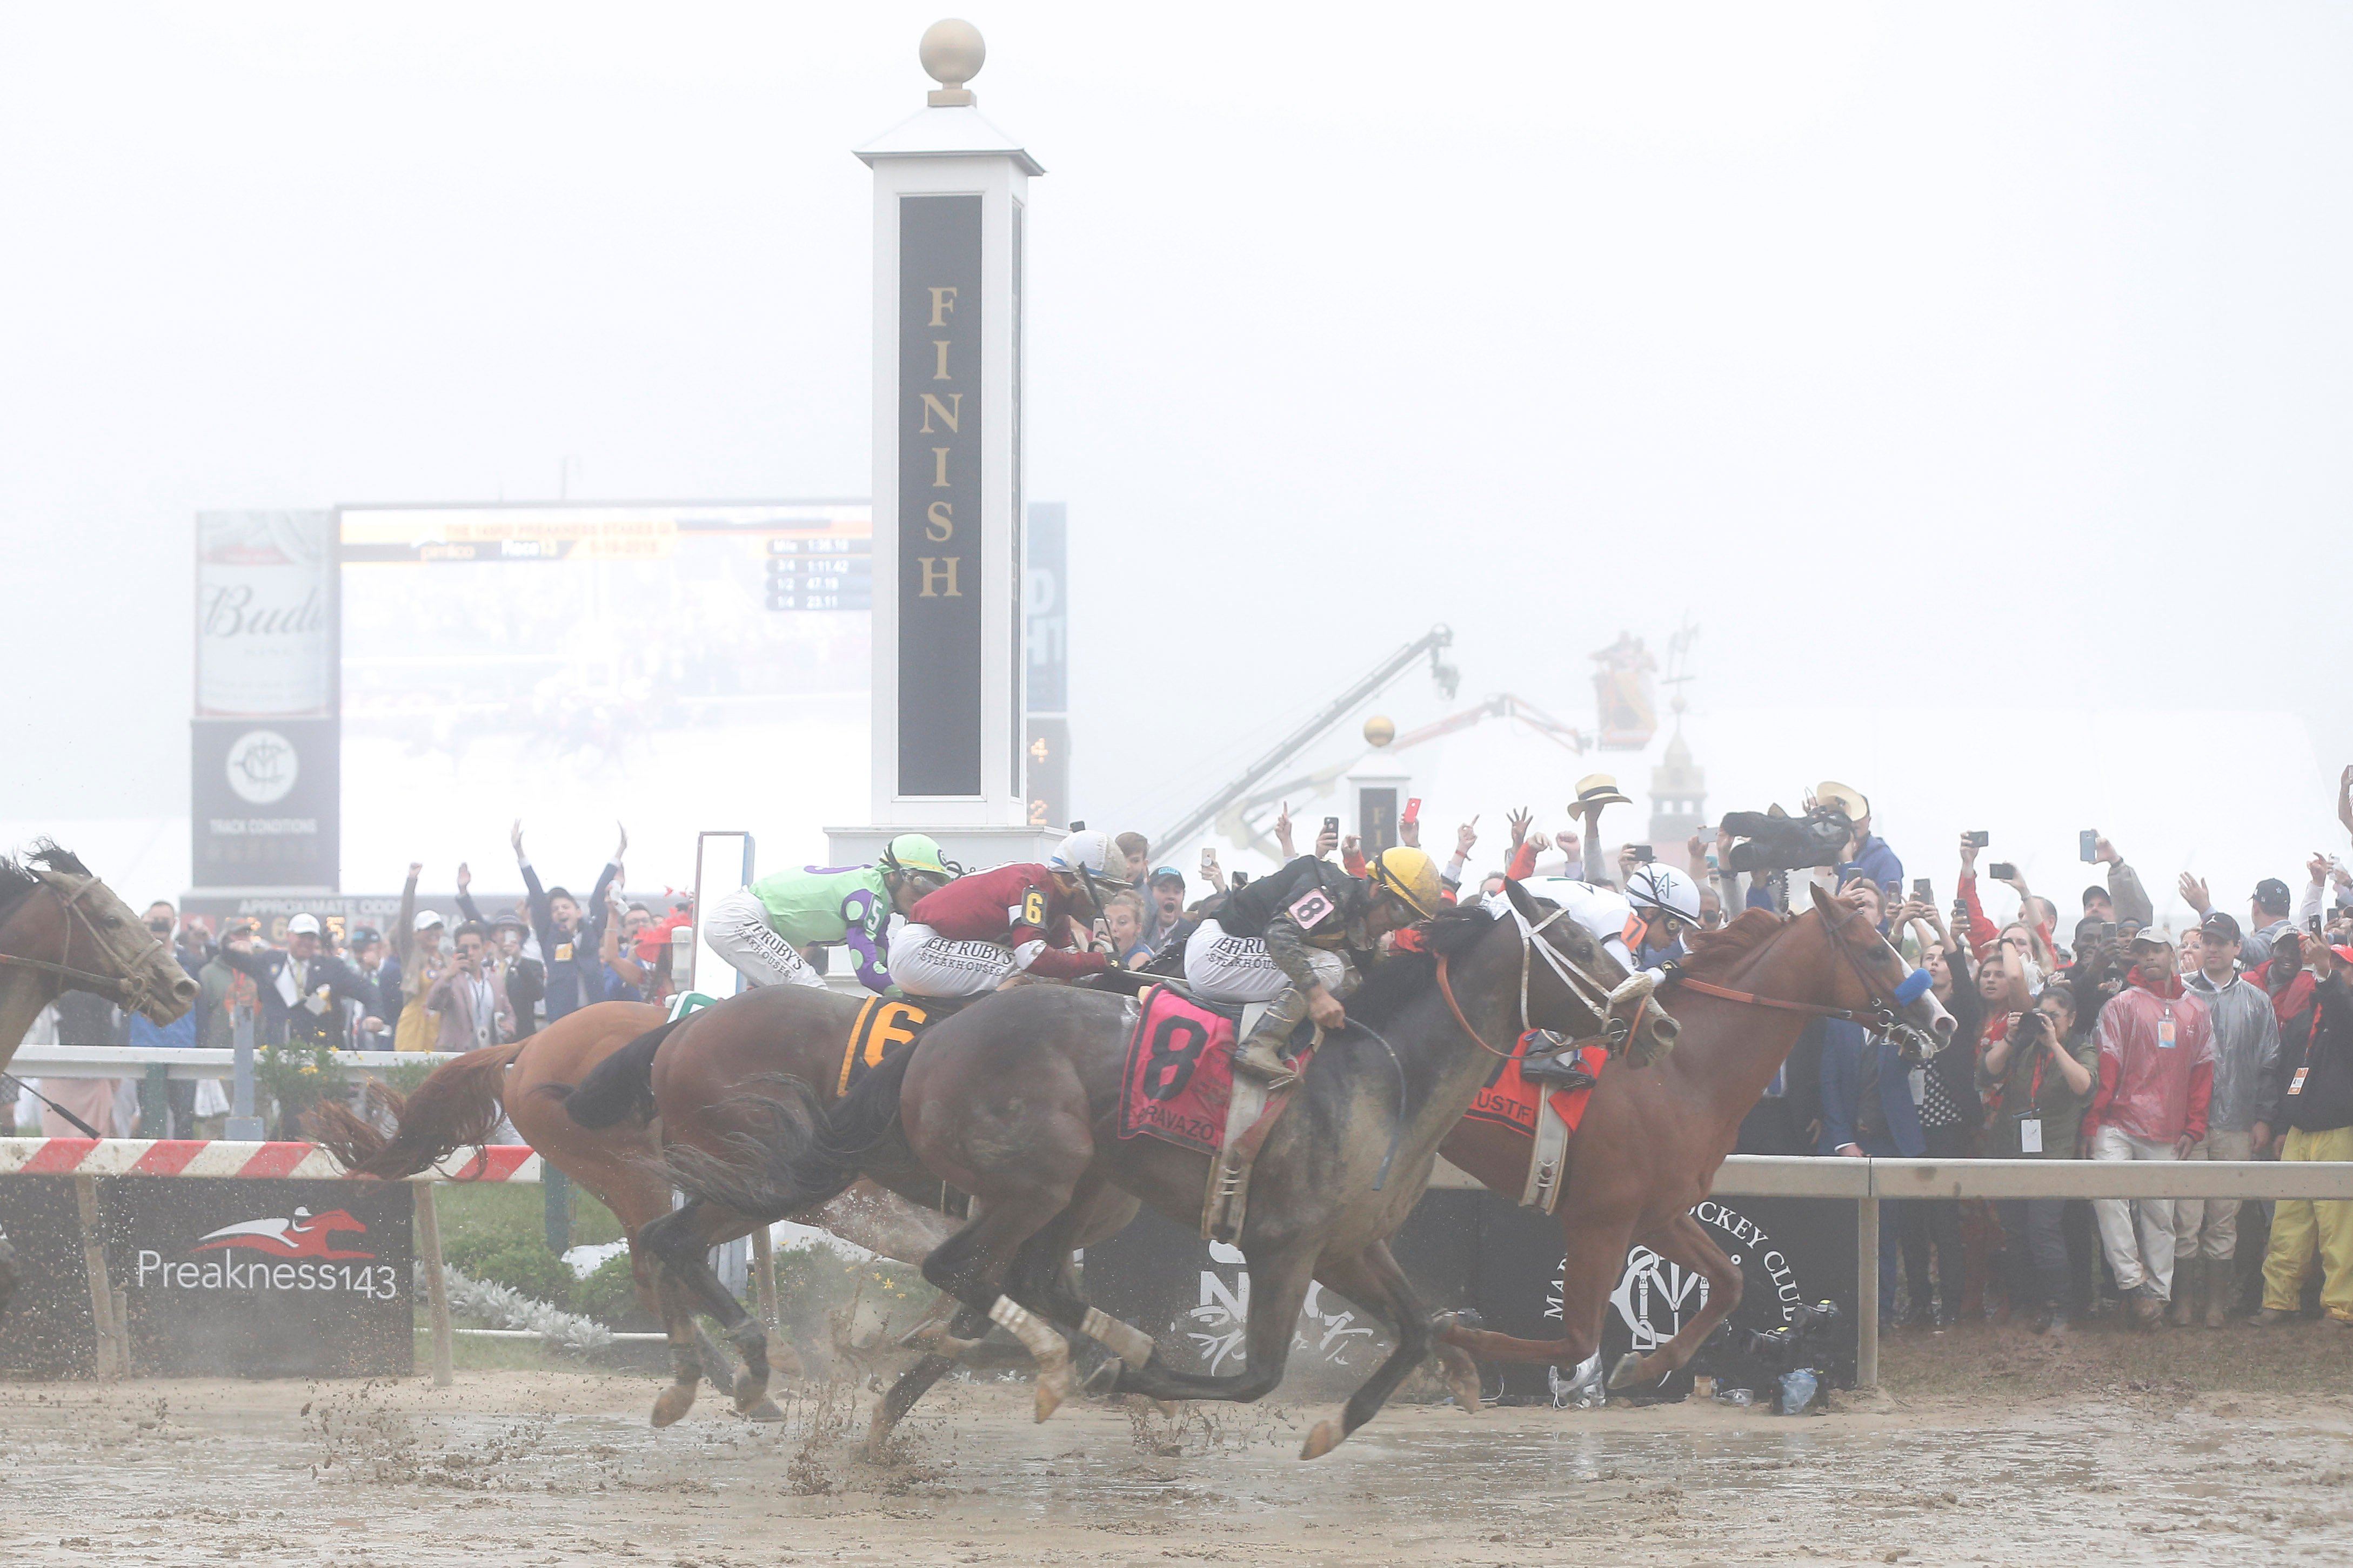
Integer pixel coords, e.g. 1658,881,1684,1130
136,1206,401,1298
224,728,299,805
1549,1199,1805,1353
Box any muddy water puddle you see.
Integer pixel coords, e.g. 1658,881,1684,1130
0,1373,2346,1565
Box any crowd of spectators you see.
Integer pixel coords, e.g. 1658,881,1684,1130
13,775,2351,1337
5,820,689,1140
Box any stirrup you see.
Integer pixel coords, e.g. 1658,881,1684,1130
1520,1051,1596,1089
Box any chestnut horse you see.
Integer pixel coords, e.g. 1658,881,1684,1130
311,996,963,1423
1,841,196,1075
1438,883,1954,1389
660,884,1672,1459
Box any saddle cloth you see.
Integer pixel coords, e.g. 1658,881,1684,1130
835,995,935,1097
1462,1029,1609,1143
1117,986,1313,1155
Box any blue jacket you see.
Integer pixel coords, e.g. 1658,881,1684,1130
522,859,619,1022
1836,835,1905,899
1816,1018,1926,1157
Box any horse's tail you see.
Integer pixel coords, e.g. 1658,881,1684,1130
544,1016,683,1129
306,1041,525,1180
663,1041,918,1223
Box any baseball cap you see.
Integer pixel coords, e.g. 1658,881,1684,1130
2127,927,2173,949
491,908,529,932
286,913,321,936
412,909,446,933
2198,910,2242,943
2253,877,2292,909
1148,865,1188,889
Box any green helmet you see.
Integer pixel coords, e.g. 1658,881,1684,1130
879,833,954,880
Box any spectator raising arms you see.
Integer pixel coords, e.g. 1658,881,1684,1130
220,913,379,1050
513,818,621,1025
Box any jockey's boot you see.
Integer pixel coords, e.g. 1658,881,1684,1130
1520,1030,1598,1089
1232,987,1308,1088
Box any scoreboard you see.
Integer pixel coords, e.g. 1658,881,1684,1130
766,533,873,613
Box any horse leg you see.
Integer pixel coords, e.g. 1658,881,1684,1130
1436,1205,1634,1369
648,1265,704,1428
1104,1241,1316,1407
1609,1208,1743,1390
1299,1240,1472,1459
639,1201,783,1420
915,1184,1077,1424
864,1303,992,1462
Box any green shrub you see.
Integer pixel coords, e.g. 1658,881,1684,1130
443,1234,577,1308
571,1251,647,1326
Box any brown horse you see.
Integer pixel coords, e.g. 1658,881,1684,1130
660,884,1669,1459
1438,883,1954,1388
311,997,963,1423
1,841,196,1075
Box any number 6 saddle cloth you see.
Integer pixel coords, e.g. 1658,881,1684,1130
1116,985,1316,1156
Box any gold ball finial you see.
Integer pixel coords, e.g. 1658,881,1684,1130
1362,715,1396,748
920,18,985,106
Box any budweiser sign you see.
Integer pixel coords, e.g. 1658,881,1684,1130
195,511,333,718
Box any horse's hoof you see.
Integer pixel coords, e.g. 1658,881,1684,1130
651,1384,698,1428
743,1398,785,1423
1434,1346,1484,1414
1154,1399,1182,1419
1606,1352,1647,1391
1033,1355,1072,1423
1299,1419,1342,1460
769,1341,806,1378
732,1373,772,1414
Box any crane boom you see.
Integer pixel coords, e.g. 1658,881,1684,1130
1151,624,1457,852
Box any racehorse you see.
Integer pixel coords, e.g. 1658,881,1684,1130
1,841,196,1077
659,883,1669,1459
309,997,963,1423
1436,883,1954,1389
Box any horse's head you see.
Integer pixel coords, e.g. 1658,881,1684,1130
4,845,197,1024
1807,882,1955,1060
1490,880,1679,1066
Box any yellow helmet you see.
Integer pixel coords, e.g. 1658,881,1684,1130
1367,845,1444,922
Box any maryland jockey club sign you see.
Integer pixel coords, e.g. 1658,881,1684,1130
0,1175,412,1378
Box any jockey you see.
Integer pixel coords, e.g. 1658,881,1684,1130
1520,862,1704,1085
887,829,1119,997
702,834,955,994
1185,845,1445,1087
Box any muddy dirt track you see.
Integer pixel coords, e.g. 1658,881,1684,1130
1,1364,2348,1567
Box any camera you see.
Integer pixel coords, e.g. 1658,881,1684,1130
1632,845,1655,864
1720,807,1855,875
2015,1008,2047,1040
1732,1299,1844,1369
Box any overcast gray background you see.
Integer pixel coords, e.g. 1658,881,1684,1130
3,3,2348,895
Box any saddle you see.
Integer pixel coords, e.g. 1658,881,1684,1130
834,993,967,1097
1113,983,1320,1244
1460,1029,1609,1215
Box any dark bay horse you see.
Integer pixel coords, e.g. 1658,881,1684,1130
312,995,966,1425
662,884,1661,1459
1438,883,1954,1389
1,841,196,1075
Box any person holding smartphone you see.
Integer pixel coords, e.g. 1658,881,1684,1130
1980,982,2098,1334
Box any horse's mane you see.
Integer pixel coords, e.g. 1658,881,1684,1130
1678,907,1788,980
1347,902,1499,1028
0,839,88,922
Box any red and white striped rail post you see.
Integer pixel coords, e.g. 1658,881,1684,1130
1,1137,542,1382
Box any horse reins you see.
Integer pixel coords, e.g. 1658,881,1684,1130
1433,904,1627,1060
1668,904,1932,1038
0,873,158,1008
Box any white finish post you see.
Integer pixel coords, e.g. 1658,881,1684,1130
832,21,1061,874
415,1181,454,1388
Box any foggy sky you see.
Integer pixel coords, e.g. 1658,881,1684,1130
4,4,2351,890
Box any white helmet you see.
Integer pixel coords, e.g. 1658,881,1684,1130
1048,829,1115,879
1625,864,1703,927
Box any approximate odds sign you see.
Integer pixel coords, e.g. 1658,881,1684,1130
0,1176,413,1378
897,192,985,796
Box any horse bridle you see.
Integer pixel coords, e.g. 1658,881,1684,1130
1434,902,1654,1060
0,872,162,1010
1669,901,1936,1050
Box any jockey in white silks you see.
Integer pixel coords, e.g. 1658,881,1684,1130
1518,863,1704,1085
